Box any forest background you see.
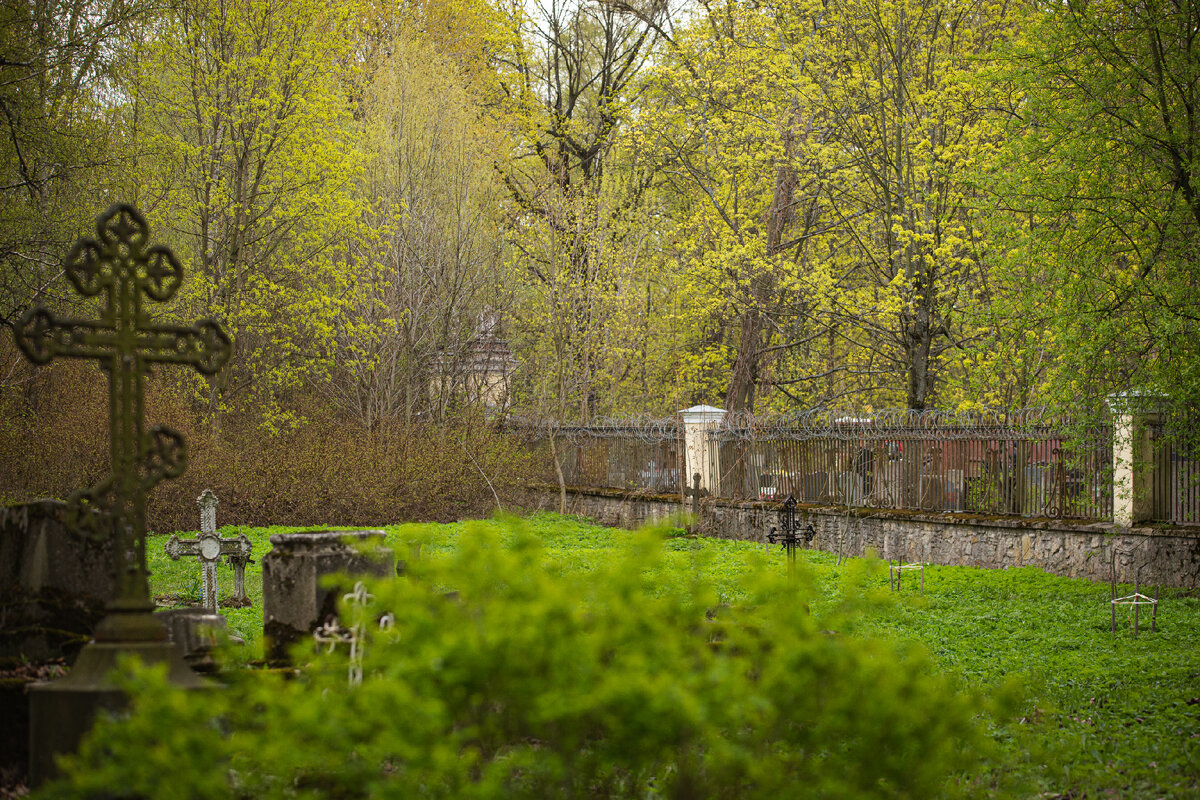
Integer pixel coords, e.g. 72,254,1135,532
3,0,1199,528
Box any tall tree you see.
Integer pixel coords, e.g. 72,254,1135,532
128,0,365,430
0,0,148,329
983,0,1200,422
637,0,1007,412
328,30,510,428
801,0,1010,410
636,0,835,412
496,0,669,421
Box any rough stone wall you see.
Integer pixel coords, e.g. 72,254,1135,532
525,487,1200,588
524,488,683,530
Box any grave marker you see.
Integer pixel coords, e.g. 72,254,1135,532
17,204,232,784
15,205,231,629
164,490,252,612
767,495,815,581
684,472,707,518
262,530,393,663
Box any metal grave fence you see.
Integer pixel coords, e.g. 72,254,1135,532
712,411,1113,520
508,418,684,494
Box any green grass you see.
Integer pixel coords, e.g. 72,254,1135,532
147,512,1200,798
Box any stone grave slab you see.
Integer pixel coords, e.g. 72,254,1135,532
0,500,113,663
262,530,393,663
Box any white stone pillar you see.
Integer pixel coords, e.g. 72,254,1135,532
680,405,726,496
1107,392,1162,526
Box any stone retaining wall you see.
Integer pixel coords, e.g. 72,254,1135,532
525,486,1200,588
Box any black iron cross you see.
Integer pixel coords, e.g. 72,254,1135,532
15,205,231,618
767,495,815,579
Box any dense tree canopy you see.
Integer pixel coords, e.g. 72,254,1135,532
3,0,1199,426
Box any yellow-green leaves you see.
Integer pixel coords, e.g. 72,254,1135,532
128,0,366,428
634,0,1010,410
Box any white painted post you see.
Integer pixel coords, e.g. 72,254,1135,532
680,405,726,496
1107,392,1162,526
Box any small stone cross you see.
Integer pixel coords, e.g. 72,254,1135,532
164,490,252,613
684,472,708,517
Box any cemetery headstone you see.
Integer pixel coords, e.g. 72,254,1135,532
262,530,394,664
16,204,232,785
684,471,707,519
155,607,228,673
163,490,252,613
0,500,113,663
0,499,115,785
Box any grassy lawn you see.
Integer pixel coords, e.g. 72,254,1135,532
147,512,1200,798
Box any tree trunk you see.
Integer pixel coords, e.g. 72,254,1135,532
549,429,567,514
724,107,800,412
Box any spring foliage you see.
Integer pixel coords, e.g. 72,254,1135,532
9,0,1200,439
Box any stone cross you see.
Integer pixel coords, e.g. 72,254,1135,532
164,490,252,613
684,471,708,518
14,204,232,634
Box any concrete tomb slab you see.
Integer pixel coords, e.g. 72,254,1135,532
262,530,393,663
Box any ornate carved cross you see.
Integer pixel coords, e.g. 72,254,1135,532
165,490,252,613
767,495,815,580
15,205,231,633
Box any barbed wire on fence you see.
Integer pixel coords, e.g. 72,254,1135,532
502,407,1109,445
503,408,1119,519
502,414,682,444
713,407,1082,442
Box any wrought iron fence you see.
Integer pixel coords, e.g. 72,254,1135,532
507,418,683,494
511,411,1116,521
713,418,1113,520
1149,424,1200,524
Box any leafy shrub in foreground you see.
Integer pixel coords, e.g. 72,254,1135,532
45,519,1000,799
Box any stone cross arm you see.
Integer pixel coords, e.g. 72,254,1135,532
165,531,253,612
18,310,231,374
165,532,252,563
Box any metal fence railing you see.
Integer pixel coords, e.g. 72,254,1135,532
1150,423,1200,524
713,424,1113,520
511,411,1126,522
509,418,684,494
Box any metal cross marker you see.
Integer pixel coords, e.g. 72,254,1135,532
313,582,388,686
164,490,252,613
14,204,231,638
767,495,815,580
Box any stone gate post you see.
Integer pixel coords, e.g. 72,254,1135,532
680,405,726,497
1107,392,1163,526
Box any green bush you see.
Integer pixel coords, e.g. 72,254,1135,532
45,519,1001,799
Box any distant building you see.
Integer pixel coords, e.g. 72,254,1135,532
430,314,517,413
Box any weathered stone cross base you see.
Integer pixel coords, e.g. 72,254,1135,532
28,634,209,784
157,608,241,673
